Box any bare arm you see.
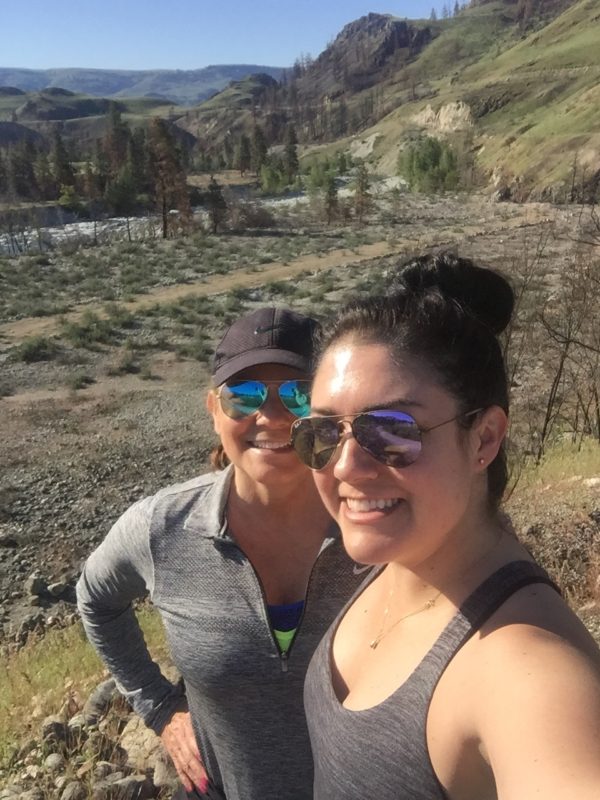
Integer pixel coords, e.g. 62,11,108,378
478,624,600,799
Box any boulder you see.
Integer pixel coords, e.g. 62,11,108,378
83,678,119,724
25,574,47,596
41,714,67,744
60,782,88,800
44,751,66,772
120,715,164,772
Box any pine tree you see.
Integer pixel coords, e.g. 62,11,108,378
251,125,268,175
222,133,234,170
206,175,228,234
127,128,150,196
50,130,74,190
430,8,438,20
353,163,372,225
92,140,109,195
336,151,349,175
148,119,191,238
283,124,299,184
103,102,130,178
234,135,252,176
324,174,338,225
105,167,137,216
33,150,54,200
8,141,39,200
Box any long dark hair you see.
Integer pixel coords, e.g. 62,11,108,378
318,253,514,508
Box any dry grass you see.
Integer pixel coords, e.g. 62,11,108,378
0,608,169,765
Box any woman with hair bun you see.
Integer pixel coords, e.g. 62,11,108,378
291,253,600,799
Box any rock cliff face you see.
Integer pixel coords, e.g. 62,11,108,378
298,13,436,97
411,101,474,132
325,13,434,70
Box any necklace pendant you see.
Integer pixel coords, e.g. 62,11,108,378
369,638,379,650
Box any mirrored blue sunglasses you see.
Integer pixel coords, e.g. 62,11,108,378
217,379,311,420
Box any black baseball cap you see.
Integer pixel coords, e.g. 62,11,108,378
211,307,320,385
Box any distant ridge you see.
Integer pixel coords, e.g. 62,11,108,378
0,65,285,106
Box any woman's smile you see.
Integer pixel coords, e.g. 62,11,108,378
310,342,484,567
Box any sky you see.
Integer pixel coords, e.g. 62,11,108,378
1,1,442,71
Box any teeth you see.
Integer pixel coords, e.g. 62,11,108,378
252,441,289,450
346,498,400,512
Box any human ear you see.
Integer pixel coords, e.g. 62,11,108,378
473,406,508,470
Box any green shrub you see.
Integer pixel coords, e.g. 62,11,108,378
103,303,136,329
11,335,59,363
61,311,117,348
139,361,155,381
66,371,95,391
398,136,459,193
0,380,14,398
176,335,213,362
105,348,139,376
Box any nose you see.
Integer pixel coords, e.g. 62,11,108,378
255,390,294,427
332,425,379,481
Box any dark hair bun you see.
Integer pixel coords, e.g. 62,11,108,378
394,253,514,335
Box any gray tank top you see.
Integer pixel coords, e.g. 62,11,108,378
305,561,558,800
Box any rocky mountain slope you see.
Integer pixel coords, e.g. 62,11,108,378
179,0,599,198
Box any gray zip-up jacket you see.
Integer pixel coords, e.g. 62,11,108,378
76,466,364,800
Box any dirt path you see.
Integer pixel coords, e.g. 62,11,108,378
0,203,551,344
0,241,397,343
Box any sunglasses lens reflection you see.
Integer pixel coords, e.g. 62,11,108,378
291,411,423,469
220,380,312,419
354,411,422,467
220,381,267,418
292,418,339,469
279,381,311,418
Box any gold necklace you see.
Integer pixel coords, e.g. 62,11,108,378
368,533,505,650
369,586,442,650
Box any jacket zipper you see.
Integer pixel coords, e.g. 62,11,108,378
221,536,333,672
281,542,329,666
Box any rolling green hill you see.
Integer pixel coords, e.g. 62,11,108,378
368,0,600,196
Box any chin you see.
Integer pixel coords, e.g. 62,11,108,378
339,527,401,566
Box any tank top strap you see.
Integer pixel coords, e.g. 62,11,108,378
459,559,560,630
408,560,560,698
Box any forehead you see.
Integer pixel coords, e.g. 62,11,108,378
312,341,444,412
229,363,308,382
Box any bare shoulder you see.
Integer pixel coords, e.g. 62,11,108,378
476,580,600,669
466,583,600,798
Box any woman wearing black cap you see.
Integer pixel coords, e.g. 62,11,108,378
76,307,363,800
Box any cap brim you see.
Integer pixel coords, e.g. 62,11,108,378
212,349,312,385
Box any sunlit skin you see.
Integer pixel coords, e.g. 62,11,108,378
309,340,507,579
207,363,316,504
307,338,600,799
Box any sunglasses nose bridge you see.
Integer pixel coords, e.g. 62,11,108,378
256,387,293,421
331,416,380,477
